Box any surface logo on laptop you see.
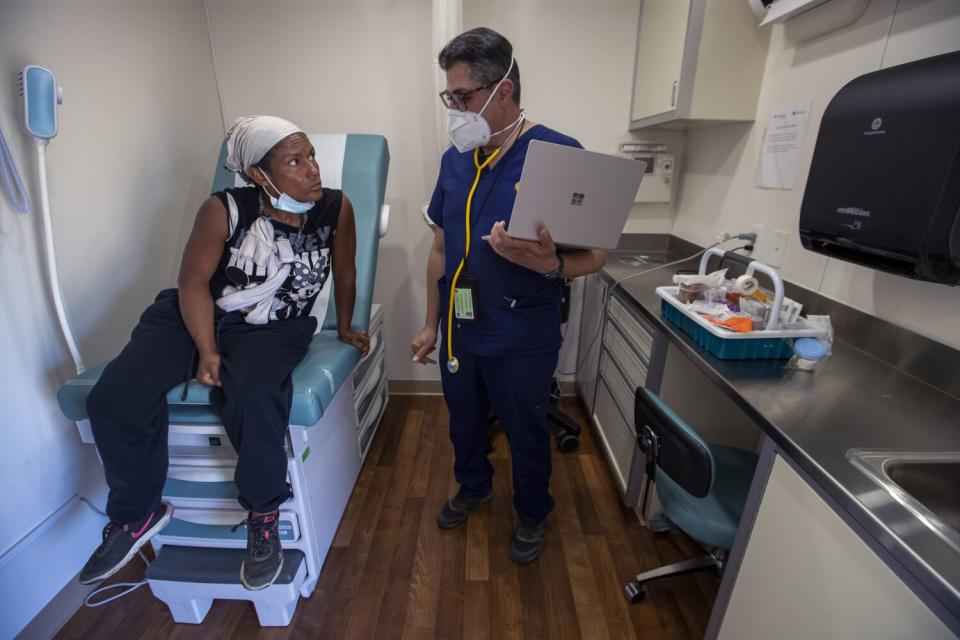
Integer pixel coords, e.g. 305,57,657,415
570,192,585,206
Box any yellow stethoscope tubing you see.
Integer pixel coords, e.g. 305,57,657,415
445,146,500,373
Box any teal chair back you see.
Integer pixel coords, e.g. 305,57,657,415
635,386,715,498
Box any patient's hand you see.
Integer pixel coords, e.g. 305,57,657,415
340,328,370,357
197,351,222,387
486,221,559,274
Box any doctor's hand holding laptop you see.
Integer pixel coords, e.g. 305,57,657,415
483,140,647,264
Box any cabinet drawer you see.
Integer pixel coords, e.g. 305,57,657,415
600,350,642,426
162,464,295,510
167,425,292,460
353,328,384,389
359,379,388,459
608,296,656,361
155,507,301,545
603,320,650,389
355,352,385,421
358,372,386,429
594,375,639,495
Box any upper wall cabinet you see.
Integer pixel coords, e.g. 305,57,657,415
630,0,771,130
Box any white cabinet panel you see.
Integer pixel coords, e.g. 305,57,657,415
630,0,770,130
631,0,692,121
719,456,954,639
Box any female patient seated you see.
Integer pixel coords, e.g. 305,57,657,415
79,115,369,591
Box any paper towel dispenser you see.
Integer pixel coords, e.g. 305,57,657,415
799,50,960,286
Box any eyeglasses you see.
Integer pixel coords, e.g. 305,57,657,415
438,80,497,111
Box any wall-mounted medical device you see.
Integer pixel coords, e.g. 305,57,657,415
20,65,63,140
17,65,84,372
799,51,960,286
620,142,674,204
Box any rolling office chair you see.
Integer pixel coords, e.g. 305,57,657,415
550,280,581,452
623,387,758,604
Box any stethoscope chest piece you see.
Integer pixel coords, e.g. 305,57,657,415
446,357,460,374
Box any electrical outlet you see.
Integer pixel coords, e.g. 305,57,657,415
749,224,764,256
768,228,789,268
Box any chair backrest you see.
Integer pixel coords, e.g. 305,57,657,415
634,386,715,499
211,133,389,332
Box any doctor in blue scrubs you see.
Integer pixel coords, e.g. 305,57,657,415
411,27,607,564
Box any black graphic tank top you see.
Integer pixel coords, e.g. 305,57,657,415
210,186,342,321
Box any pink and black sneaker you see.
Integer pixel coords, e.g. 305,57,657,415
79,502,173,585
233,510,283,590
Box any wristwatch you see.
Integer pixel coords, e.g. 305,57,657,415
543,253,565,280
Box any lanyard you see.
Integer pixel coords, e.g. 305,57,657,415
446,147,499,374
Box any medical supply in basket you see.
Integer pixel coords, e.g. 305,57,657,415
673,269,728,303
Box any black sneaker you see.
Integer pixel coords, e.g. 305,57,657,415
436,489,493,529
509,518,547,564
234,511,283,591
78,502,173,585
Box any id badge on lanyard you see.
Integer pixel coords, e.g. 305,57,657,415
454,274,479,323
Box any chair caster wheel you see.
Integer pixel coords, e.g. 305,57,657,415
556,432,579,453
624,582,646,604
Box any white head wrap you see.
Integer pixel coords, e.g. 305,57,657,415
224,115,304,176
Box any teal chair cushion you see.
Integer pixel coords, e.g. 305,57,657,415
57,331,360,427
655,444,758,551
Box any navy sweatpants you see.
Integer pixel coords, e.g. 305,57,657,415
86,289,316,524
439,342,559,524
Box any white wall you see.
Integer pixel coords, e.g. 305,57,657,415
205,0,441,384
463,0,682,237
0,0,223,636
671,0,960,349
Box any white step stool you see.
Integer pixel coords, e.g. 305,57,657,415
146,546,307,626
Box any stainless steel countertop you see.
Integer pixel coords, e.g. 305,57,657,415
600,247,960,623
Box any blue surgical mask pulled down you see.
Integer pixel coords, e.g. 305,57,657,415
447,57,519,153
260,169,315,214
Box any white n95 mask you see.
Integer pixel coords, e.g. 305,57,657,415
447,58,516,153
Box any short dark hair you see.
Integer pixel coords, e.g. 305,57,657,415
438,27,521,104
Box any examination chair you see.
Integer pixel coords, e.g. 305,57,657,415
623,387,758,604
57,133,390,626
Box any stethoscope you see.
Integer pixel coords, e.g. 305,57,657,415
446,114,526,374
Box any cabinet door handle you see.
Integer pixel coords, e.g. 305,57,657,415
671,80,678,108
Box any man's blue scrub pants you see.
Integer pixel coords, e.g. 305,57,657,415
439,342,558,524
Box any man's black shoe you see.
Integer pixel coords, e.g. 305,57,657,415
436,490,493,529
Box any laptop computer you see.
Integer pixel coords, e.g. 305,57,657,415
506,140,646,250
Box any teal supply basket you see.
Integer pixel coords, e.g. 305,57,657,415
656,286,818,360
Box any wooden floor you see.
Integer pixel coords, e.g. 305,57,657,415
57,395,717,639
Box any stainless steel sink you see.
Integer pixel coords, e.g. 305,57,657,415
848,450,960,553
616,254,666,268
